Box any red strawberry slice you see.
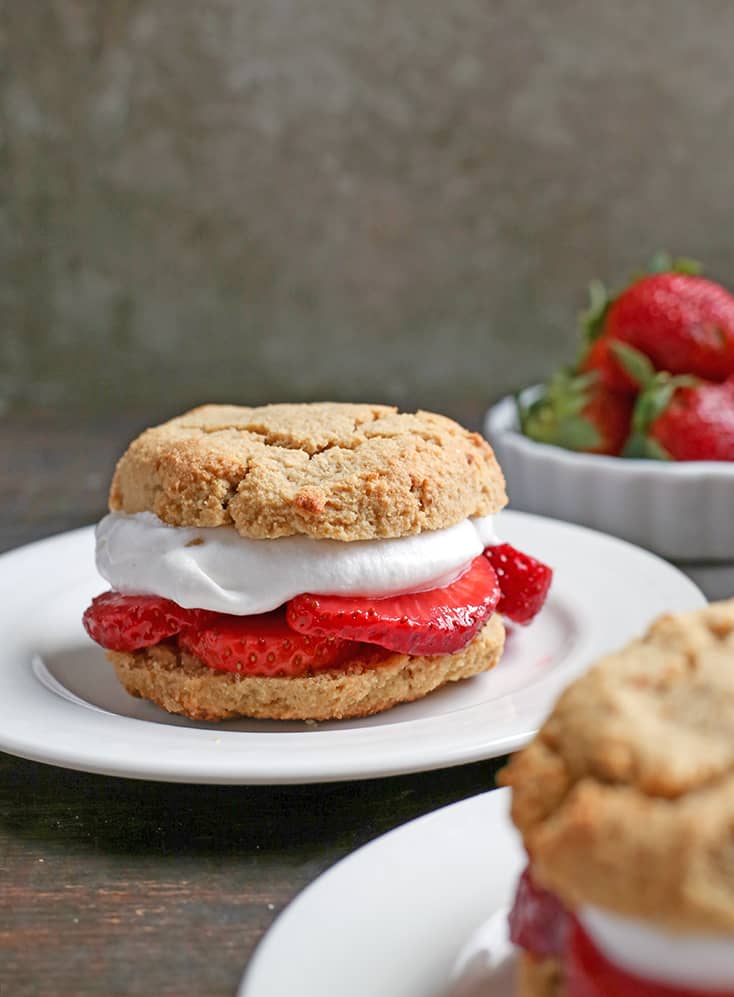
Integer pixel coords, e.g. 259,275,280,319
286,555,500,656
484,544,552,625
564,918,730,997
508,867,570,961
179,609,364,677
83,591,204,652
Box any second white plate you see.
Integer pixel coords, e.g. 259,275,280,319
241,789,520,997
0,511,704,783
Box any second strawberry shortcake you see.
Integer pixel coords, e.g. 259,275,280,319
502,601,734,996
83,403,551,721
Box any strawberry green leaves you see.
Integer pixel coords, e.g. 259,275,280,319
518,369,633,456
518,372,603,452
646,251,702,276
610,341,698,459
579,279,611,344
610,342,656,387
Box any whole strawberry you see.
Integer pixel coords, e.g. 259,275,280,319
623,359,734,461
582,270,734,392
519,370,634,456
647,379,734,461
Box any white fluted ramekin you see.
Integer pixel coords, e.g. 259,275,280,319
485,392,734,562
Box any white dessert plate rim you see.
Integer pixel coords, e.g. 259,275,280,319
0,511,704,784
240,788,519,997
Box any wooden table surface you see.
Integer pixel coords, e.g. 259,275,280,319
1,412,505,997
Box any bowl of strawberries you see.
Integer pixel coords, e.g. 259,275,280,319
485,254,734,578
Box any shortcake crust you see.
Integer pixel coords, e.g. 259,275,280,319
108,614,505,721
501,599,734,935
109,402,507,541
517,954,562,997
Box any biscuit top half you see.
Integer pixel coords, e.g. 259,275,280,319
109,402,507,541
501,600,734,934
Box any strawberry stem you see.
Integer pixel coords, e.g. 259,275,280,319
610,342,656,387
518,370,603,451
647,251,702,276
622,432,671,460
579,279,610,343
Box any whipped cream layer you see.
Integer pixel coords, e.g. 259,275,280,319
581,906,734,989
95,511,499,616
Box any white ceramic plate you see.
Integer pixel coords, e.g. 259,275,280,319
0,511,704,784
240,789,520,997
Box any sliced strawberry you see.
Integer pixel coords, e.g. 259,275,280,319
286,555,500,656
484,544,552,625
508,866,570,960
83,591,204,652
565,918,732,997
179,609,366,677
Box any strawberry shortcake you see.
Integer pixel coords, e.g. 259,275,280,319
82,403,551,721
501,600,734,996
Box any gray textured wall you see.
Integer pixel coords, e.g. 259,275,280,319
4,1,734,417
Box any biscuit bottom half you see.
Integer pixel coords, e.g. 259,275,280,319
107,614,505,721
518,953,563,997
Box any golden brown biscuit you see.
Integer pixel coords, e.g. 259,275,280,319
108,614,505,721
501,599,734,934
517,954,563,997
109,402,506,540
